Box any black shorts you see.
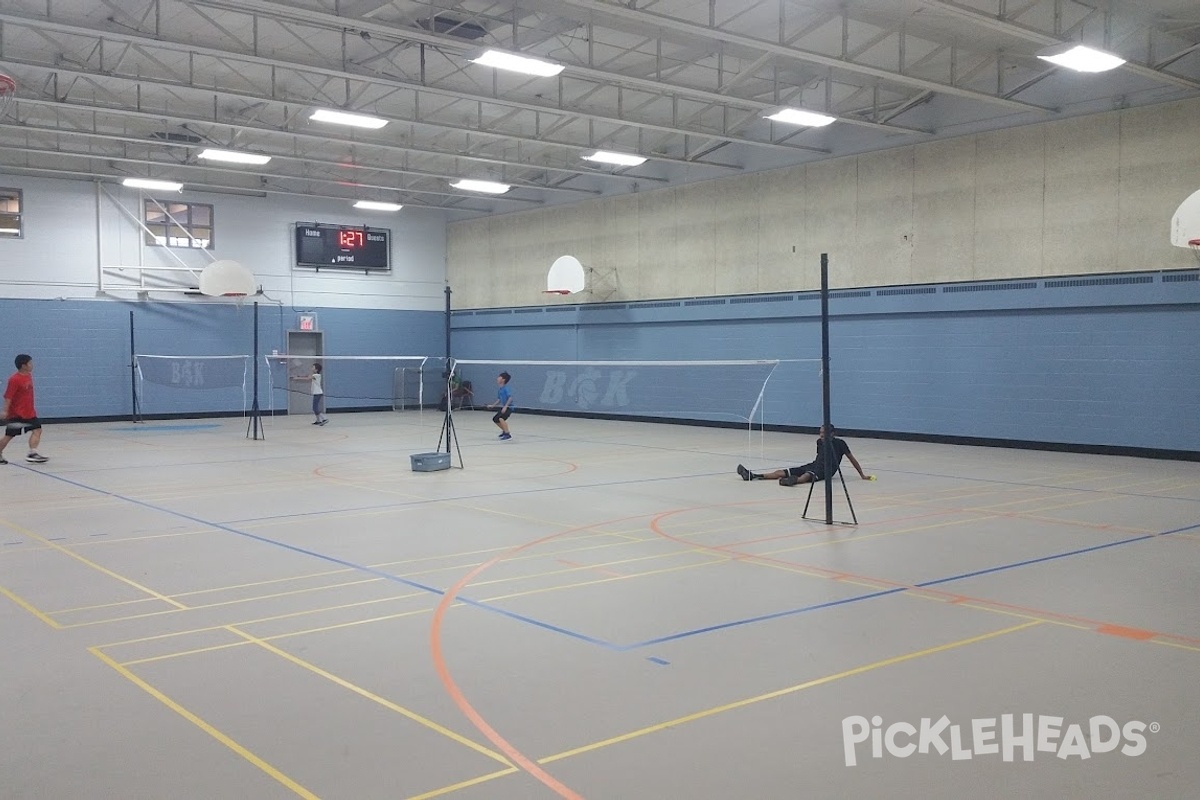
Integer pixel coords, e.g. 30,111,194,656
785,462,825,481
493,408,513,423
4,417,41,437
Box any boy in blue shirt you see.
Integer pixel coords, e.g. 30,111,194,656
487,371,514,440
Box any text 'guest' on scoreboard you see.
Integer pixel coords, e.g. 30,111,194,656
294,223,391,272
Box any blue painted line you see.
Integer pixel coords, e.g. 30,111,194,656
47,537,67,541
25,468,622,651
2,541,24,546
915,535,1155,588
108,424,223,432
624,588,907,649
1157,520,1200,537
89,533,108,537
646,656,670,666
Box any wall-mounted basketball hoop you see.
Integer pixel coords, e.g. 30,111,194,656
546,255,586,295
0,73,16,120
1171,189,1200,266
199,259,256,299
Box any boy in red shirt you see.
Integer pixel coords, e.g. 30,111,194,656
1,354,49,464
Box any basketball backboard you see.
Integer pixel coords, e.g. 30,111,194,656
546,255,586,295
1170,189,1200,249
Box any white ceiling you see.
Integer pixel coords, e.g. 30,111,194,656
0,0,1197,218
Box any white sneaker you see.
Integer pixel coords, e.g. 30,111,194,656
26,452,48,463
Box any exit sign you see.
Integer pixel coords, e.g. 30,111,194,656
298,314,317,331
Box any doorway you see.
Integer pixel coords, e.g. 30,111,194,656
286,330,324,415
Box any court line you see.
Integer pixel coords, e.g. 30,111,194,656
89,647,319,799
23,469,634,650
645,512,1200,650
0,515,188,611
411,621,1040,799
225,626,513,767
0,583,63,628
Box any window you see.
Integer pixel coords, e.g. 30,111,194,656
144,199,213,249
0,188,22,238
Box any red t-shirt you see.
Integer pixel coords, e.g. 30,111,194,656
4,372,36,419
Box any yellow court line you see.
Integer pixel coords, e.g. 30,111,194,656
544,620,1041,763
481,558,729,604
0,516,187,610
49,596,165,615
0,583,63,629
89,647,319,799
410,621,1042,799
122,603,449,666
762,515,987,558
225,626,513,767
406,767,520,800
95,590,429,648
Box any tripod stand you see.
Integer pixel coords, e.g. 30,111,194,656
801,467,858,526
436,374,464,468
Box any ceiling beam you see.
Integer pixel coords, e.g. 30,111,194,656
918,0,1200,91
0,10,825,158
539,0,1055,112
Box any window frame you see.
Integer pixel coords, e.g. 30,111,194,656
0,187,23,239
143,199,214,250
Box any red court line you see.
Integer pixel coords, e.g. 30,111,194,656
648,506,1200,650
430,511,657,800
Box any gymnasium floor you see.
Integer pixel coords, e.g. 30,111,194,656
1,410,1197,800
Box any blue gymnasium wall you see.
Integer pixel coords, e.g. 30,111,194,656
0,298,443,419
451,271,1200,456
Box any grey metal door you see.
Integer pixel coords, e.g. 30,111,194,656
286,331,324,414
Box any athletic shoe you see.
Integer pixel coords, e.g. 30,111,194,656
737,464,750,481
317,420,328,426
0,456,7,465
312,420,321,425
499,432,512,440
26,453,48,464
779,475,798,486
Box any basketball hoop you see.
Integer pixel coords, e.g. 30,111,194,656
1190,238,1200,266
0,74,16,120
542,289,572,296
199,259,256,298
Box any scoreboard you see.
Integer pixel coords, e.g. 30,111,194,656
294,223,390,271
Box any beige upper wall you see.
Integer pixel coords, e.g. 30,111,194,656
448,97,1200,309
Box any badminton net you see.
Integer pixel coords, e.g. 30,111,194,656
135,354,250,415
266,355,446,414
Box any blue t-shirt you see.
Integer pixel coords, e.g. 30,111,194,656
497,384,514,409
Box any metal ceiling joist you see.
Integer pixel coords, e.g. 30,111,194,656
919,0,1200,91
540,0,1055,112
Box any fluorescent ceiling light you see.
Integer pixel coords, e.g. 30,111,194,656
198,148,272,165
582,150,648,167
354,200,403,211
123,177,183,191
764,108,837,127
450,179,511,194
469,49,564,77
1037,44,1125,73
309,109,389,129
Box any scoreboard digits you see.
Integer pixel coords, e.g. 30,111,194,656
295,223,390,271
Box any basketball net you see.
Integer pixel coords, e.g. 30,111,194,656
0,74,15,120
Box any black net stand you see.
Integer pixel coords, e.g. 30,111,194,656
436,285,463,468
129,310,142,423
246,300,265,440
805,253,857,526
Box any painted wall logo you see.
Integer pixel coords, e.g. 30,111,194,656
842,715,1159,766
540,369,636,409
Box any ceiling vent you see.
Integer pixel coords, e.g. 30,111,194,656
416,15,488,40
150,131,203,144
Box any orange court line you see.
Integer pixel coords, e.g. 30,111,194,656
646,504,1200,651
